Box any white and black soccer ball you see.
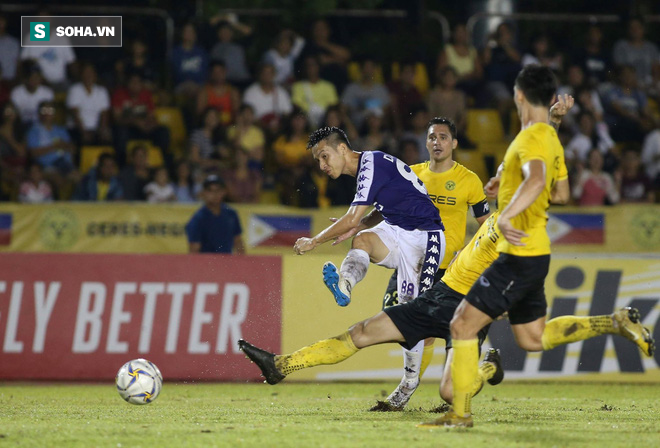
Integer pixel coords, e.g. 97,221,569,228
115,358,163,405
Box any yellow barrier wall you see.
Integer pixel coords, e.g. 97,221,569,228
0,203,657,381
0,203,659,254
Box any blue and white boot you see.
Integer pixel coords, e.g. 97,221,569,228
322,262,352,306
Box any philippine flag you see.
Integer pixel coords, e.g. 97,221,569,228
547,213,604,244
248,215,311,247
0,214,11,245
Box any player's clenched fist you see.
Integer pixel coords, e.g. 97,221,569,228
294,237,317,255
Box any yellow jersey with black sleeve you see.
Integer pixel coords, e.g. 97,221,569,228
411,161,490,269
496,122,567,256
442,211,501,296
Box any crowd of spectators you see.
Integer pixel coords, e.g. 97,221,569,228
1,11,660,207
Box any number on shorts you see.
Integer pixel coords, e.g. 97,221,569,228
400,280,416,298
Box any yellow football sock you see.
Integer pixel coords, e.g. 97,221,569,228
541,315,614,350
419,343,435,379
274,331,359,375
470,361,496,397
451,339,479,417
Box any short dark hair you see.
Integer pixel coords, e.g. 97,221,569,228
238,103,254,114
628,16,645,27
439,66,459,79
217,21,232,31
131,143,148,157
209,60,226,71
427,117,457,140
38,100,55,112
577,110,595,123
98,153,116,167
28,161,43,171
307,126,352,150
126,70,143,82
515,64,557,107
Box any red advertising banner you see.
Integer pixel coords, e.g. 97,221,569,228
0,253,281,381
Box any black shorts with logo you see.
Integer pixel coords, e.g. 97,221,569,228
384,280,489,350
465,253,550,325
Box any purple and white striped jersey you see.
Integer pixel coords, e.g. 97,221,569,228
351,151,444,231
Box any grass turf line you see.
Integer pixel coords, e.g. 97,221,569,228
1,382,659,448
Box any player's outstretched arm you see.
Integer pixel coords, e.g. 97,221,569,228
330,209,383,246
294,204,370,255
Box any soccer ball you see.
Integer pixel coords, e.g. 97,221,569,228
115,358,163,405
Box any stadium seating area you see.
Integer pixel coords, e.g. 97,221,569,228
1,11,660,207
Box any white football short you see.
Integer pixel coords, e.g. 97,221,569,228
359,221,445,303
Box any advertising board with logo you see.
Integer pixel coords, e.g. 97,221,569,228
0,204,658,255
0,254,281,381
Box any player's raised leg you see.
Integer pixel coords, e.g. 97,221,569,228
239,311,406,384
323,230,390,306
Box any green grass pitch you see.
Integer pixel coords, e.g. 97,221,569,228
1,381,659,447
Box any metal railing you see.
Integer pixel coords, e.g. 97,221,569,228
209,8,409,18
466,12,621,45
427,11,451,44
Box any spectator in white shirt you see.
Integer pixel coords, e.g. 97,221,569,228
565,110,614,164
9,62,54,126
19,162,53,203
641,128,660,186
242,63,293,132
613,17,660,88
66,62,111,145
262,29,305,86
21,12,75,91
144,166,176,203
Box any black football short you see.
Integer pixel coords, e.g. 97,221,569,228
384,280,489,350
465,253,550,325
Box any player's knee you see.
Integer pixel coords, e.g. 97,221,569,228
348,321,368,348
351,233,371,253
450,315,471,339
516,333,543,352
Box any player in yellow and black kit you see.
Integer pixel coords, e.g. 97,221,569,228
379,117,491,410
428,65,655,429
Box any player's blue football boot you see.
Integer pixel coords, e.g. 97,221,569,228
322,262,351,306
